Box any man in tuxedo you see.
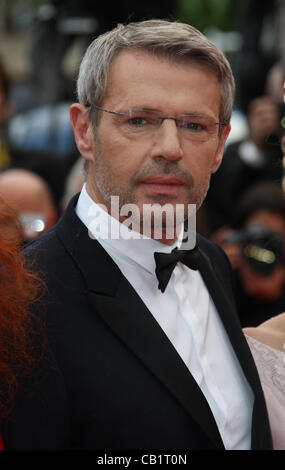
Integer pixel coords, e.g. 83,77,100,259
2,20,272,450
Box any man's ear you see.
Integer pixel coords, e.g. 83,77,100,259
211,124,231,173
70,104,94,162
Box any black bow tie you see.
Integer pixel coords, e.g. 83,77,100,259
154,245,200,293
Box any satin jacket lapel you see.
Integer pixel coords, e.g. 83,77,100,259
197,247,263,389
197,246,272,449
56,196,224,449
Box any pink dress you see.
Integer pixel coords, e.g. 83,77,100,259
246,335,285,450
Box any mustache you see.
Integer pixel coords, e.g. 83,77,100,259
131,161,194,186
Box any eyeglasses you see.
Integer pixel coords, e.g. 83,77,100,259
89,104,226,143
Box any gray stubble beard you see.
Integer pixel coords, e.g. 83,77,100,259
91,140,211,231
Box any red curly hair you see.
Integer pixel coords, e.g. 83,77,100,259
0,199,44,420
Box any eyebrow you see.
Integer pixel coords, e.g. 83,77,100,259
117,106,216,119
115,107,161,113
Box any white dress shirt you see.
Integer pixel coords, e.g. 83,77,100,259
76,184,254,449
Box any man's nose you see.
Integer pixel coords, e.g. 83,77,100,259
150,119,183,162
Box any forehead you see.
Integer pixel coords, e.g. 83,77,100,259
103,50,221,117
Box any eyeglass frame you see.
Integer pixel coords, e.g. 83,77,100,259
86,103,227,140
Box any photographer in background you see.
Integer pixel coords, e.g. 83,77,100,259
205,62,285,231
211,182,285,327
0,169,58,244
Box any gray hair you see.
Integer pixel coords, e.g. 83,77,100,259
77,19,235,128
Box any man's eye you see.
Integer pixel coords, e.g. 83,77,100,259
180,120,206,132
127,117,148,126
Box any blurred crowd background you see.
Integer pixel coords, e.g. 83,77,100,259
0,0,285,327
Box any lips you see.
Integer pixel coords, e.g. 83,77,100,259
140,176,186,195
140,176,186,185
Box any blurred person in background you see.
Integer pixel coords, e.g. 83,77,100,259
234,0,283,112
0,200,41,447
0,198,68,449
243,311,285,450
0,56,13,172
204,61,285,232
211,182,285,327
0,168,58,243
0,52,71,210
0,199,41,448
242,134,285,450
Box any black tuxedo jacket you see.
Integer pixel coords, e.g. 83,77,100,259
3,195,272,450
